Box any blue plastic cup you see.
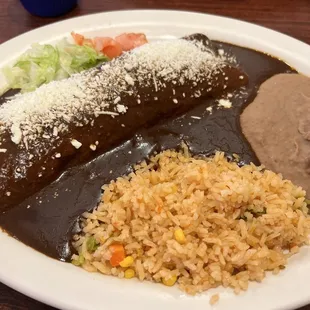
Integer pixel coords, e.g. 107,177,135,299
20,0,78,17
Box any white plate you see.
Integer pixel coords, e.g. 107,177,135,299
1,9,310,310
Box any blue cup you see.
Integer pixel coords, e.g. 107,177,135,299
20,0,78,17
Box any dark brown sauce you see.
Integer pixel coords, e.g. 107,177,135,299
0,34,246,212
0,41,294,262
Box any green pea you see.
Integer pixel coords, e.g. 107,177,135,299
87,236,99,253
72,254,85,266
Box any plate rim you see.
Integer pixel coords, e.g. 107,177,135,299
1,9,310,310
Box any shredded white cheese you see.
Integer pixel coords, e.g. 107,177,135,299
11,123,22,144
71,139,82,149
89,144,96,151
0,39,229,150
206,106,213,114
116,104,127,114
218,99,232,109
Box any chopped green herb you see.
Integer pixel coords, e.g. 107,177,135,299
305,199,310,205
87,236,99,252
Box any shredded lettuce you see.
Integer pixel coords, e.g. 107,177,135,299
3,40,108,93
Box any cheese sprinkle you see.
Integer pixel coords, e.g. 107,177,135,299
0,39,229,151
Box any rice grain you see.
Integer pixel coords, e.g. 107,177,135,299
72,149,310,296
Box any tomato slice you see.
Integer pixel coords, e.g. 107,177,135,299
93,37,123,59
71,32,85,46
71,32,148,59
115,33,148,51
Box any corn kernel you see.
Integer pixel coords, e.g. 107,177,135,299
124,268,135,279
120,256,134,267
172,184,178,193
162,275,177,286
174,228,186,244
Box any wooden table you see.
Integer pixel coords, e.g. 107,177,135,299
0,0,310,309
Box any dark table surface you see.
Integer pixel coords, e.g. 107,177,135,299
0,0,310,309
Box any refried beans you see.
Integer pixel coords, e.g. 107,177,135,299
241,74,310,195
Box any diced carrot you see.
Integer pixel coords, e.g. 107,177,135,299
93,37,123,59
71,32,85,46
109,244,125,267
115,33,148,51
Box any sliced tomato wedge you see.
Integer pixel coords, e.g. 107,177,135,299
115,33,148,51
71,32,148,59
71,32,85,46
93,37,123,59
83,38,94,48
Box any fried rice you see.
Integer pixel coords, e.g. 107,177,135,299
72,148,310,296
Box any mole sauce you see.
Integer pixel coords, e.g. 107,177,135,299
0,40,295,261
